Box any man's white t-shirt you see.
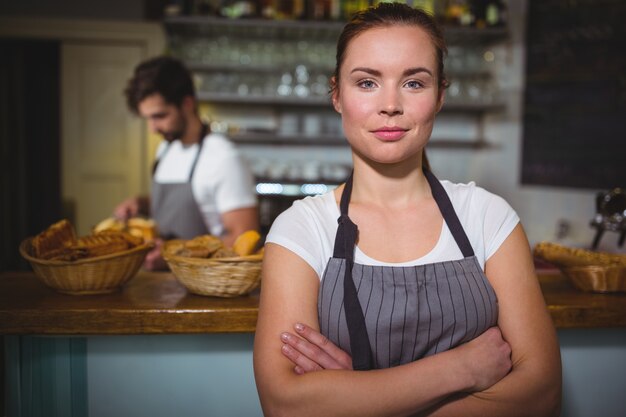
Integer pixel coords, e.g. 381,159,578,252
266,180,520,280
153,132,257,237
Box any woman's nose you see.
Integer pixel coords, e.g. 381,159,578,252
379,89,403,116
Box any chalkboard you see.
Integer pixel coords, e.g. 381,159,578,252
521,0,626,189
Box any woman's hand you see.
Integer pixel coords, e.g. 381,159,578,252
279,323,511,390
280,322,352,374
457,327,512,392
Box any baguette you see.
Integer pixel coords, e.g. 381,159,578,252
533,241,626,268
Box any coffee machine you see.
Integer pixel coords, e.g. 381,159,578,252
590,188,626,249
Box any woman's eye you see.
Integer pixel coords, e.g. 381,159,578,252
357,79,377,89
404,80,424,89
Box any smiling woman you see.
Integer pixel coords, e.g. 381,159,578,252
254,3,561,417
332,25,443,166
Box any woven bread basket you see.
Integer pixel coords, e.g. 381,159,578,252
20,238,153,295
163,247,262,298
562,265,626,293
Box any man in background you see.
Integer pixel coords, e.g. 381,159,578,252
115,56,258,270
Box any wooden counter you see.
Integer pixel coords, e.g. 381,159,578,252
0,271,259,334
1,270,625,335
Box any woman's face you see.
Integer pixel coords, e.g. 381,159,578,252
332,25,444,165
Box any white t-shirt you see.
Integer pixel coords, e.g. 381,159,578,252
266,180,520,280
154,132,257,237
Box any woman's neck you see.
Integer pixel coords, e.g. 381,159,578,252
349,157,432,209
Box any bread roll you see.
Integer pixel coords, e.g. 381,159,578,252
32,219,77,259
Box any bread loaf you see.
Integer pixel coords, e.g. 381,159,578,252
533,242,626,268
32,219,77,259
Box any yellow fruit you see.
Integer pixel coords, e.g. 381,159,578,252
233,230,261,256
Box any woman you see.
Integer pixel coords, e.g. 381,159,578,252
254,4,561,416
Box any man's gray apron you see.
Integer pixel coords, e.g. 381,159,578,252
318,169,498,370
150,124,211,240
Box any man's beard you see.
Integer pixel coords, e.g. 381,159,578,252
161,130,183,142
160,118,187,143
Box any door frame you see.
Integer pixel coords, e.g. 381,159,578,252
0,16,165,195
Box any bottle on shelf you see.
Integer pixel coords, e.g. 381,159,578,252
485,0,506,27
442,0,473,26
341,0,370,20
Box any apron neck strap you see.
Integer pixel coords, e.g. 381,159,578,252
332,168,475,371
333,171,373,370
187,123,209,182
424,169,474,258
151,122,209,181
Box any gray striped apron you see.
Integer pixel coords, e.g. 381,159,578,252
318,170,498,370
151,124,211,240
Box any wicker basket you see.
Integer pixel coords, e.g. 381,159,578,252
163,249,262,298
20,238,153,295
562,265,626,293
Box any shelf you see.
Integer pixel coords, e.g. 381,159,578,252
197,92,332,106
164,16,343,40
231,131,492,149
188,62,332,73
164,16,508,45
442,101,506,113
197,91,504,112
232,132,344,146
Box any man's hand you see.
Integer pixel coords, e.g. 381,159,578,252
113,196,149,220
143,239,168,271
280,322,352,374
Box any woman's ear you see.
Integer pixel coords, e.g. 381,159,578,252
330,76,341,114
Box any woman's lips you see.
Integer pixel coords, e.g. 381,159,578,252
371,127,408,141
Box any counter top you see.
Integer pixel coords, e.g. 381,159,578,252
0,271,259,334
1,270,624,335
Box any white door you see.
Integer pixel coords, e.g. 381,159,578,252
62,43,147,235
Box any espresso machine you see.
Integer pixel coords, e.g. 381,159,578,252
590,188,626,250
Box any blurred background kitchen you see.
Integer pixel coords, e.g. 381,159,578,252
1,1,625,416
1,0,624,271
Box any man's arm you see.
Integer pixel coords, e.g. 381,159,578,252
220,206,259,247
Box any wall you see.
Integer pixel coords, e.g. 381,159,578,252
427,0,621,252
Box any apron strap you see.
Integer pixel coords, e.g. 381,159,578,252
187,123,208,182
151,123,209,181
333,168,476,371
424,170,475,258
152,143,170,176
334,172,375,370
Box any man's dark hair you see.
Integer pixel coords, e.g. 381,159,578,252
124,56,195,114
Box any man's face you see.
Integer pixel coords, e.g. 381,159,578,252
137,93,187,142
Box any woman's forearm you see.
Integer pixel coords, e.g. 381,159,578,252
257,347,474,417
420,360,561,417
